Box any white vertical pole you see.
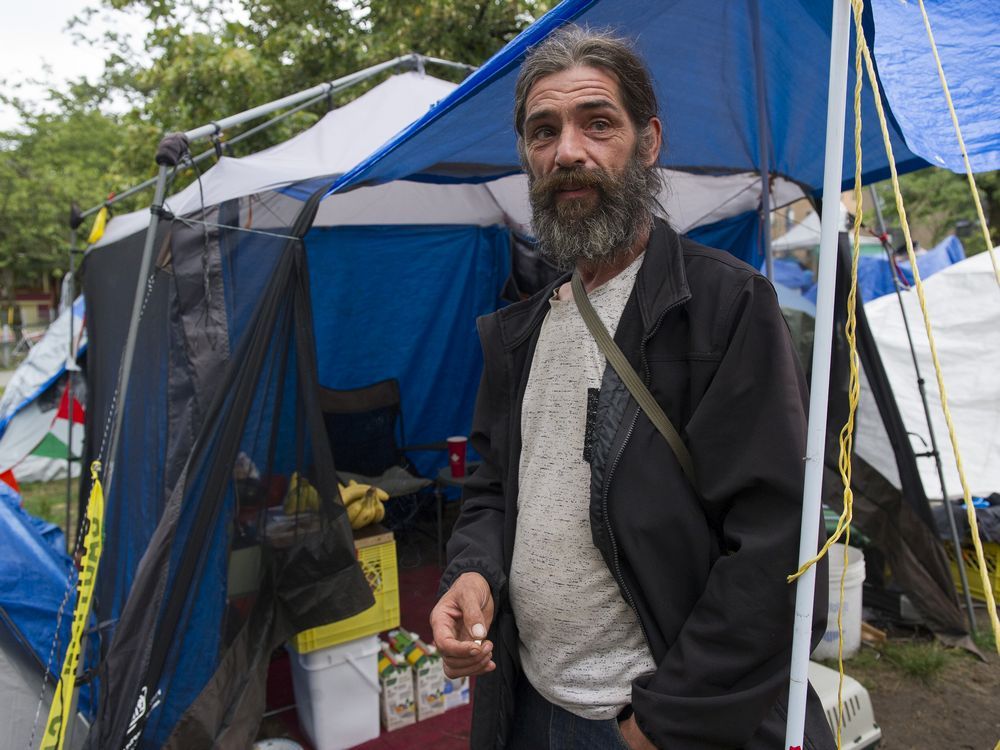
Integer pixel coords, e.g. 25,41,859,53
784,0,852,747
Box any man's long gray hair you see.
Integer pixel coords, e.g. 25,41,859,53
513,26,666,268
514,26,662,158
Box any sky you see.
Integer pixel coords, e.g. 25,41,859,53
0,1,148,131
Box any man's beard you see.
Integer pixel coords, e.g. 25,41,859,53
528,154,660,271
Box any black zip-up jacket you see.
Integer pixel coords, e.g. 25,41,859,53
441,219,834,750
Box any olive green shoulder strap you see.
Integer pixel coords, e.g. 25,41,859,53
571,271,697,489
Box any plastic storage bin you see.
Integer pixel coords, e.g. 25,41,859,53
946,541,999,603
288,635,381,750
291,527,400,653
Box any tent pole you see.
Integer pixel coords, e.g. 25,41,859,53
751,0,774,280
785,0,851,747
64,163,172,748
77,89,333,220
761,172,773,280
183,55,412,142
102,164,170,502
868,185,977,633
419,54,477,73
77,55,417,221
65,228,77,553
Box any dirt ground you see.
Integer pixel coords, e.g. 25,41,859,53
833,633,1000,749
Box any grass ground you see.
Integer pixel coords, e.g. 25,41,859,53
820,626,1000,748
20,477,81,550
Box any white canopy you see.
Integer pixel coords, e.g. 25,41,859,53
93,71,805,250
772,204,882,253
855,250,1000,500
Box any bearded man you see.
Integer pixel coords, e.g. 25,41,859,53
430,26,834,750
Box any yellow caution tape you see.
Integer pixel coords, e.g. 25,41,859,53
40,463,104,750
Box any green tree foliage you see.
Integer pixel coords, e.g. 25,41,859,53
100,0,553,155
1,0,555,286
0,85,127,295
871,168,999,255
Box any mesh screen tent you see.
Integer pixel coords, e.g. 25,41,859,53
82,186,373,748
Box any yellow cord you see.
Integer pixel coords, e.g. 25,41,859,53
790,0,1000,654
857,16,1000,651
788,0,867,587
915,0,1000,289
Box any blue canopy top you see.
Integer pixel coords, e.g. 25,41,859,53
330,0,935,197
871,0,1000,174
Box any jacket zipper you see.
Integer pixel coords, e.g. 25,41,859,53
601,298,687,649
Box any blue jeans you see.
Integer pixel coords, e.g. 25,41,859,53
509,674,632,750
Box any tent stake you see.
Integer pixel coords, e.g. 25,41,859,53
868,185,977,633
785,0,852,747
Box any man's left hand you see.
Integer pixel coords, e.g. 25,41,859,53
619,715,657,750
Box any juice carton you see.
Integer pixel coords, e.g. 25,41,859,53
388,629,445,721
378,641,415,731
442,673,470,710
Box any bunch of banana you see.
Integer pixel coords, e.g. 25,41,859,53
339,480,389,530
338,480,368,505
283,472,321,514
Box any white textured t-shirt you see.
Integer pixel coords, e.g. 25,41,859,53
510,253,655,720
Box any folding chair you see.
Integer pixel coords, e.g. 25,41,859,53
318,379,447,561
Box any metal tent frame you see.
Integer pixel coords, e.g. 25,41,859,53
61,52,476,747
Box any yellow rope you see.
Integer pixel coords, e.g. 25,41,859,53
782,9,999,746
788,7,1000,723
788,0,867,587
785,2,871,740
915,0,1000,288
856,14,1000,651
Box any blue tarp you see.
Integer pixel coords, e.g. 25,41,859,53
329,0,932,197
871,0,1000,174
771,258,818,294
0,482,95,715
686,210,764,270
803,234,965,304
307,224,511,476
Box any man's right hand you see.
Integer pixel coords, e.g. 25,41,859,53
430,572,496,679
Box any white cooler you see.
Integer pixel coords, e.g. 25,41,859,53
288,635,381,749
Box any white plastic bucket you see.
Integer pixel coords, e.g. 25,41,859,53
812,543,866,660
288,635,381,749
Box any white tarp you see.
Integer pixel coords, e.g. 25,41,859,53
93,71,805,249
771,204,882,253
855,250,1000,499
0,298,85,483
0,298,84,428
93,71,461,247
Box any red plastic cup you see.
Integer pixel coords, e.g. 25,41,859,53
447,436,468,478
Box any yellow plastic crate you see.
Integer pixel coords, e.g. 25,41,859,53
290,527,400,653
946,541,999,603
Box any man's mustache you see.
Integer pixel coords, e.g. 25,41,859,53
529,167,615,205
